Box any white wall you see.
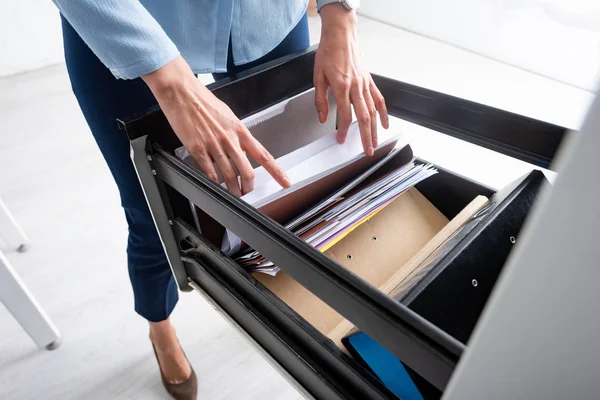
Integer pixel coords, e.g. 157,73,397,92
0,0,64,77
4,0,600,89
359,0,600,91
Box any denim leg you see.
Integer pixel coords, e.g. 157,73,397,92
61,16,178,322
60,10,309,322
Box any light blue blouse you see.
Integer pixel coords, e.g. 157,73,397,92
53,0,310,79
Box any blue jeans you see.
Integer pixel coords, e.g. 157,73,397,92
61,14,309,322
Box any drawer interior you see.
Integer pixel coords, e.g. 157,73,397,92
169,159,496,399
154,104,551,398
254,188,450,334
251,170,491,347
165,142,497,337
166,143,497,339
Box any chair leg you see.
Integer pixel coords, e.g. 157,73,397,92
0,251,61,350
0,198,29,252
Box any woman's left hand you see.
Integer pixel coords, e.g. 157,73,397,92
314,4,389,156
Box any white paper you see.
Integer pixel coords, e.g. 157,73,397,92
221,229,242,255
241,121,403,208
252,265,280,276
285,147,403,231
294,161,417,236
303,164,438,246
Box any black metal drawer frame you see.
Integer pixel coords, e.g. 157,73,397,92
149,146,462,391
119,47,567,397
176,222,396,400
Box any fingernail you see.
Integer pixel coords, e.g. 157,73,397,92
373,138,378,148
367,146,374,156
283,175,292,187
318,112,325,123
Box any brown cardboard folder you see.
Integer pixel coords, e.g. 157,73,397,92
254,187,489,348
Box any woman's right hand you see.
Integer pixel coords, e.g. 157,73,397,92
142,56,291,197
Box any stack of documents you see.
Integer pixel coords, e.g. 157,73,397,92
236,161,438,276
176,119,407,256
241,121,401,209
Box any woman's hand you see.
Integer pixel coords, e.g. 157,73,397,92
314,4,389,156
143,56,290,197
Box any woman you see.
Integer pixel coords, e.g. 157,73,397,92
52,0,388,398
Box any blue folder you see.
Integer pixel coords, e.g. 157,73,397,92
345,332,424,400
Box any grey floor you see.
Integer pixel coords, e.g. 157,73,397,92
0,22,321,400
0,56,305,400
0,15,595,400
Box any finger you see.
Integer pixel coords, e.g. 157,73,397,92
227,147,255,195
370,76,389,129
314,72,329,123
350,84,374,156
240,130,291,189
332,83,352,144
363,84,378,149
219,128,255,195
187,141,220,184
210,144,243,197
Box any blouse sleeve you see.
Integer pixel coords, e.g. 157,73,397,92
53,0,180,79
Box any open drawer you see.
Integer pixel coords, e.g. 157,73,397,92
118,47,567,399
